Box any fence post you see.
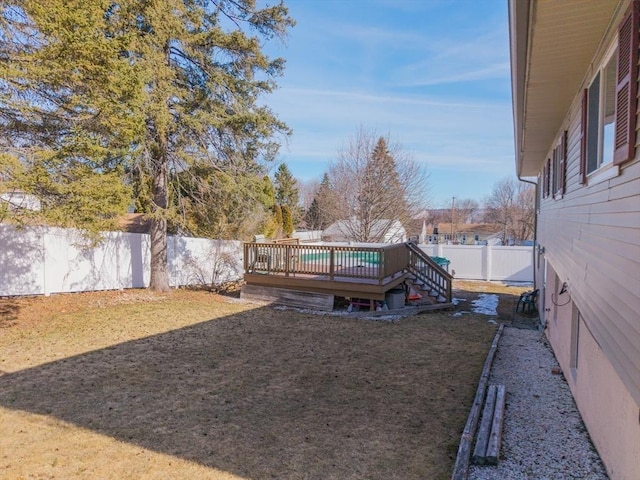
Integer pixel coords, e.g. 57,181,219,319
486,245,493,282
42,228,49,296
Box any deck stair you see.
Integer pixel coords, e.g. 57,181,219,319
405,241,453,303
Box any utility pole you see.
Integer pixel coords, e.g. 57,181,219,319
451,196,456,242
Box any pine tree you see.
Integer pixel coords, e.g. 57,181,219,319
304,198,321,229
305,173,333,230
274,163,299,209
0,1,294,290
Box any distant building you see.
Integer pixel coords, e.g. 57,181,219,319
421,223,505,245
322,219,406,243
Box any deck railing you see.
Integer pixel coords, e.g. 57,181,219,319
244,241,452,302
406,242,453,302
244,242,409,283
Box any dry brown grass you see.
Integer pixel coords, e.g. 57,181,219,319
0,285,510,480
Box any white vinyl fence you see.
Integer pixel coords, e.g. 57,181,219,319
0,224,242,297
0,224,533,297
419,243,533,282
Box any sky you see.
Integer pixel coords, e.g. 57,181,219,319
262,0,515,208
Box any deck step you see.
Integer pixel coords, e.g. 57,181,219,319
241,284,334,311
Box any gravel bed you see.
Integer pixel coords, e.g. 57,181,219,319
468,327,609,480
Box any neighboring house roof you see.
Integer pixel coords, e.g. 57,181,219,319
509,0,620,176
323,219,406,242
434,222,501,236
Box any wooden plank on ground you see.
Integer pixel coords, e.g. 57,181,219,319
451,323,505,480
486,384,506,465
240,284,334,311
472,384,498,465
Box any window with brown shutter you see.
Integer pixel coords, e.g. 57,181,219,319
582,1,639,178
614,0,639,165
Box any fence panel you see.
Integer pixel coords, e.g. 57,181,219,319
0,224,241,296
488,246,533,281
0,225,45,296
419,244,533,282
0,224,532,298
441,245,486,280
169,237,242,287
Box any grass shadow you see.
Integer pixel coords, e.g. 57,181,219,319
0,300,20,328
0,304,495,480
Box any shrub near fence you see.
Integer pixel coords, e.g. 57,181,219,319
0,224,243,297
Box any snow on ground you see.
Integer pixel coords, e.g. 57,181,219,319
470,293,499,316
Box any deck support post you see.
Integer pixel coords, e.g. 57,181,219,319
329,248,335,281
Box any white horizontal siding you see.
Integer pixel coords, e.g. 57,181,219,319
537,53,640,406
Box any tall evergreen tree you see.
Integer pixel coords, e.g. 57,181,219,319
304,197,321,229
274,163,299,208
314,172,340,230
0,1,294,290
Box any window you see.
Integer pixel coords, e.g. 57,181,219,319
584,51,617,175
570,303,581,379
542,158,551,198
552,131,567,198
581,2,639,181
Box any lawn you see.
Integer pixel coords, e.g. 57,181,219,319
0,283,520,480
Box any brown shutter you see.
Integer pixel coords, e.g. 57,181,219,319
544,158,551,197
613,0,639,165
580,89,588,182
552,146,558,198
547,158,552,197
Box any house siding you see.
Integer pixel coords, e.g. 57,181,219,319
535,5,640,478
544,265,640,480
509,0,640,480
538,8,640,404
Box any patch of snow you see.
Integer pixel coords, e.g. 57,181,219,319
501,281,534,287
471,293,499,316
452,297,466,306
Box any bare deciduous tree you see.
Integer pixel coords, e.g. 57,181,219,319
483,177,535,244
325,128,429,243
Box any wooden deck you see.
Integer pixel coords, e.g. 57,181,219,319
242,242,453,308
244,270,409,301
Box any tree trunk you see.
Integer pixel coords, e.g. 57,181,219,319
149,153,171,292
